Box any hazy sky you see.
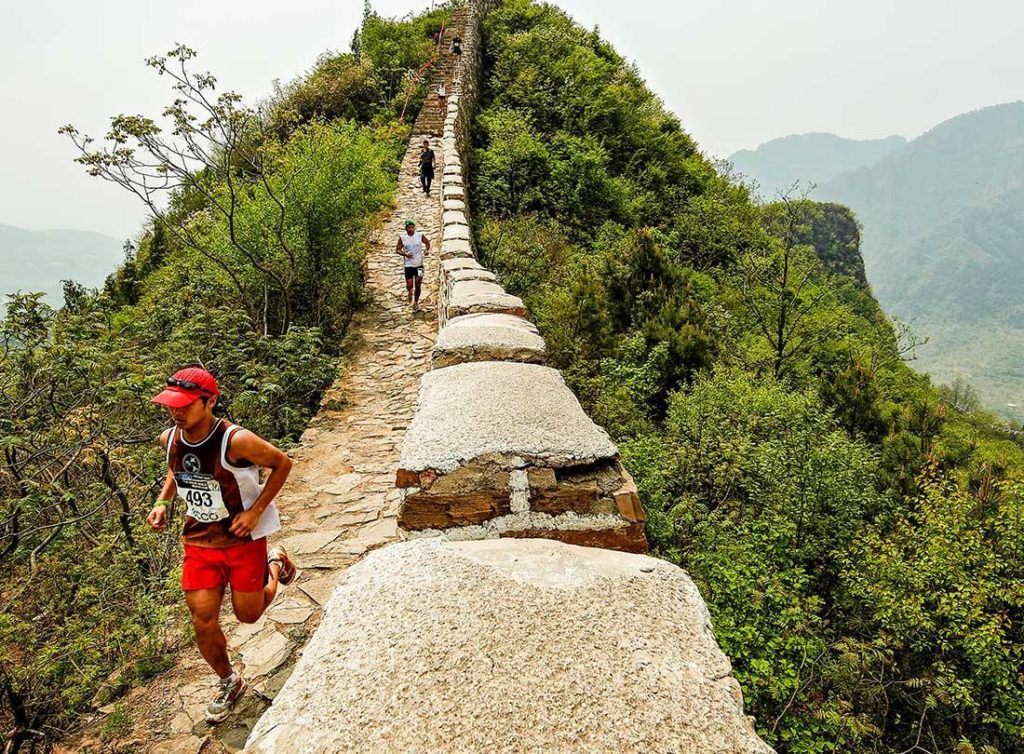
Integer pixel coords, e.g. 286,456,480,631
2,0,1022,239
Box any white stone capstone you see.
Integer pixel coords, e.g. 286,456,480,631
440,238,474,260
447,279,526,318
443,224,472,242
432,312,546,368
245,538,773,754
399,361,616,474
441,257,483,272
446,268,496,284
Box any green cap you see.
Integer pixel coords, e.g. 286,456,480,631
405,219,415,227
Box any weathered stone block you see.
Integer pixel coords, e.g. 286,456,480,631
441,257,483,272
395,468,420,488
440,238,474,260
529,480,601,515
613,470,645,523
400,492,511,530
398,362,618,477
501,521,648,554
443,224,472,243
246,539,771,753
432,312,547,368
425,463,510,497
446,268,496,284
526,466,558,491
447,280,527,318
443,210,468,226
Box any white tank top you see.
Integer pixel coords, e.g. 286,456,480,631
401,231,424,267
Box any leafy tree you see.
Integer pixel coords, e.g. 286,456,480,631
738,195,838,380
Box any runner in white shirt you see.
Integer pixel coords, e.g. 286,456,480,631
396,219,431,311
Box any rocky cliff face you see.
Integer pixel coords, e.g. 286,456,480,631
806,202,868,288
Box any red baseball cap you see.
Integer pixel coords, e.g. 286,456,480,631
151,367,219,408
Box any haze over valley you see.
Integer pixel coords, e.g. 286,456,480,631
0,224,123,308
730,101,1024,420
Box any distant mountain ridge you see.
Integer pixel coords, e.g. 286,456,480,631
0,224,124,307
811,101,1024,418
728,132,907,199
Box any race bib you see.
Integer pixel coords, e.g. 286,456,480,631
175,471,230,523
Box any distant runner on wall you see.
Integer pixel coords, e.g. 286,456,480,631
451,35,462,59
146,367,297,724
396,219,431,311
419,138,436,196
437,80,447,112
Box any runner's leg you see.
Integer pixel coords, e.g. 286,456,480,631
406,275,414,303
228,538,282,622
185,587,233,678
414,270,423,305
230,564,280,624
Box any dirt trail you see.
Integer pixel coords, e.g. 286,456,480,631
64,135,444,754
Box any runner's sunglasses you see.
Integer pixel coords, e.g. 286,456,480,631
166,377,215,396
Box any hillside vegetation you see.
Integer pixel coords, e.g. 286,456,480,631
470,2,1024,752
0,7,448,750
815,101,1024,420
729,132,906,200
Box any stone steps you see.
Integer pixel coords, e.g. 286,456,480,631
413,8,469,136
395,13,648,554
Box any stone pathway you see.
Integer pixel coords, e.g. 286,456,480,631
62,136,443,754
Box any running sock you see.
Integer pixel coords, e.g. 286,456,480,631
220,671,238,687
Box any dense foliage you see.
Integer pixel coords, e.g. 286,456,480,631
0,6,449,750
471,2,1024,751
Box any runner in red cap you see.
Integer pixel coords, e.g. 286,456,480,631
147,367,298,723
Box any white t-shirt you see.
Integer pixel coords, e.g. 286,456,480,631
401,231,424,267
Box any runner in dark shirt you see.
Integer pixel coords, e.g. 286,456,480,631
148,368,297,724
419,138,436,196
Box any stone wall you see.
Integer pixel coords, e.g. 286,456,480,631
243,4,775,751
396,0,647,554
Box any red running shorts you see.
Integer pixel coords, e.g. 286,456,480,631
182,537,267,592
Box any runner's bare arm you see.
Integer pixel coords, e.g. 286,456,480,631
396,238,409,258
147,429,176,532
423,236,431,253
226,430,293,538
